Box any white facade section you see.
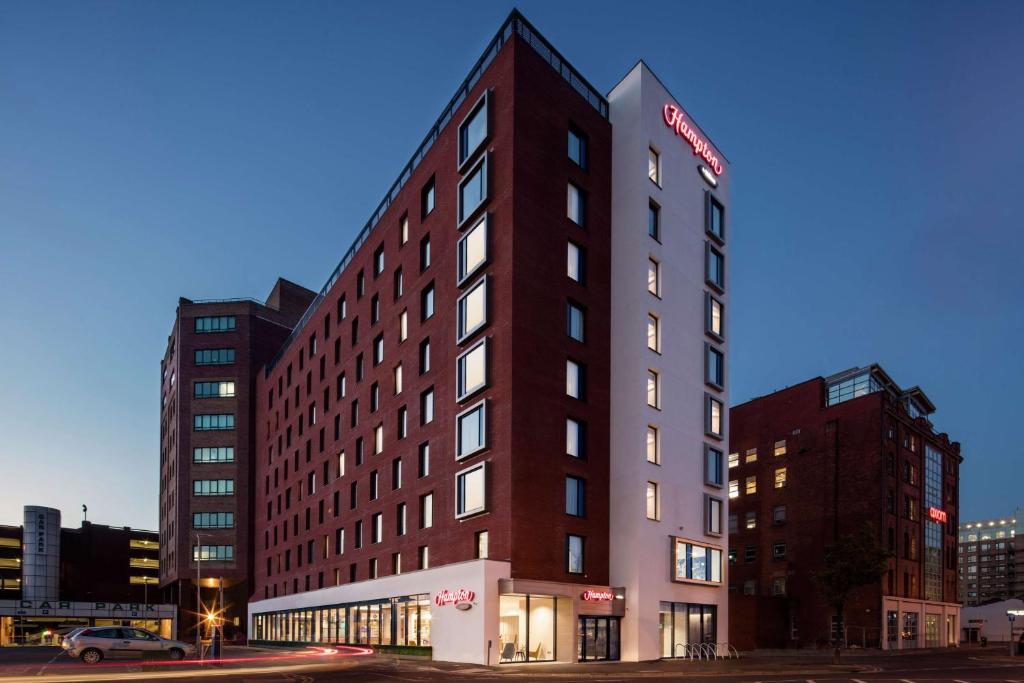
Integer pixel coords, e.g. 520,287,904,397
247,559,510,665
608,62,730,661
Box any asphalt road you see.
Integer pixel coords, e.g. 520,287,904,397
0,645,1022,682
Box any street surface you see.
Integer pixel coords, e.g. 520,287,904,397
0,644,1021,682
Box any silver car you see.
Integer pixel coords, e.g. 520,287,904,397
64,627,196,664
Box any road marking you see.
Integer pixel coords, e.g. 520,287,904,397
953,679,972,683
853,679,868,683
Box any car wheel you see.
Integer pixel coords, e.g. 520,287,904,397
168,648,185,660
81,649,103,665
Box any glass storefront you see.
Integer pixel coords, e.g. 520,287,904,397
924,613,940,647
659,602,717,658
901,612,918,649
252,593,430,647
577,616,619,661
498,594,556,662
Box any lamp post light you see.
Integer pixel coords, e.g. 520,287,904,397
194,532,202,662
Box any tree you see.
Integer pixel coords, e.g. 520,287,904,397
812,523,891,662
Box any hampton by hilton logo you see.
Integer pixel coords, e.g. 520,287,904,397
663,104,724,176
434,588,475,607
580,590,614,602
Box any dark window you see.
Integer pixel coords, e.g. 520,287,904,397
568,126,588,168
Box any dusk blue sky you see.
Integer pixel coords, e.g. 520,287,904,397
1,1,1021,530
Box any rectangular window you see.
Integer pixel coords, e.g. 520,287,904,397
648,147,660,185
648,258,661,296
706,192,725,242
646,481,661,520
567,182,585,226
195,348,235,365
745,510,757,530
705,394,723,438
456,462,487,518
418,442,430,478
774,467,788,489
456,400,486,459
420,234,431,271
193,512,234,529
566,418,585,458
458,214,488,284
567,241,585,283
396,502,406,535
458,92,488,166
773,505,787,523
705,292,724,340
706,495,723,536
374,424,384,455
458,155,489,225
193,447,234,463
419,545,429,569
457,277,488,341
373,333,384,366
371,294,381,324
568,127,587,168
373,244,385,277
192,545,234,562
745,475,757,495
646,425,660,464
194,414,235,431
419,338,431,374
394,364,403,395
397,406,408,439
194,381,235,399
774,440,787,457
704,445,723,487
400,214,409,246
647,313,660,353
672,538,723,584
421,283,435,321
194,316,236,333
420,388,434,425
193,479,234,496
567,301,585,342
421,177,435,218
706,243,725,291
773,541,787,560
745,448,757,464
647,370,660,409
566,359,584,399
420,493,433,529
475,531,489,559
729,479,739,499
565,475,586,517
706,344,724,388
567,535,585,574
338,294,347,320
457,339,487,400
371,512,383,544
648,200,660,241
728,452,739,469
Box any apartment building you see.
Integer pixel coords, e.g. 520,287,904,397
958,509,1023,606
728,365,962,650
158,279,315,639
240,11,731,664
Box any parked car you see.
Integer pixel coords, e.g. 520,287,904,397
63,627,196,664
59,627,89,650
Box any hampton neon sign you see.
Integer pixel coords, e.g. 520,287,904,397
663,104,724,176
434,588,475,607
928,507,948,524
580,590,614,602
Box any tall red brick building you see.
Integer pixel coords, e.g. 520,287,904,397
728,365,961,650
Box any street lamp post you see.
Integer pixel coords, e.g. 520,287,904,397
195,532,202,662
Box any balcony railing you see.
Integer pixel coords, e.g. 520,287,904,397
266,10,607,374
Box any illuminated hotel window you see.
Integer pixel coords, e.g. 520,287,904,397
456,400,486,460
705,293,724,340
745,476,757,495
458,92,489,167
705,395,723,438
459,155,489,225
646,481,661,520
456,462,487,518
705,344,724,388
566,535,585,574
648,200,660,241
774,440,787,456
673,538,722,584
566,359,584,399
457,339,487,401
567,182,585,227
706,244,725,291
704,445,723,487
648,313,660,353
647,425,660,465
745,511,756,530
458,215,488,285
566,418,585,458
705,192,725,243
728,452,739,469
774,467,787,489
421,177,435,218
567,301,585,342
648,258,661,297
568,126,587,169
745,448,758,464
457,277,488,341
648,147,661,185
567,241,585,283
647,370,660,409
475,531,489,559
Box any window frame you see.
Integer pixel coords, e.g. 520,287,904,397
456,338,488,401
704,444,724,488
705,494,724,536
565,475,586,517
567,182,586,227
566,534,585,575
456,275,489,343
705,191,726,244
421,176,435,219
648,146,661,186
705,243,725,292
454,461,488,519
457,90,490,170
568,125,588,169
455,399,487,461
705,292,725,341
705,393,724,439
457,213,489,286
457,153,490,227
567,240,585,284
705,343,724,389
